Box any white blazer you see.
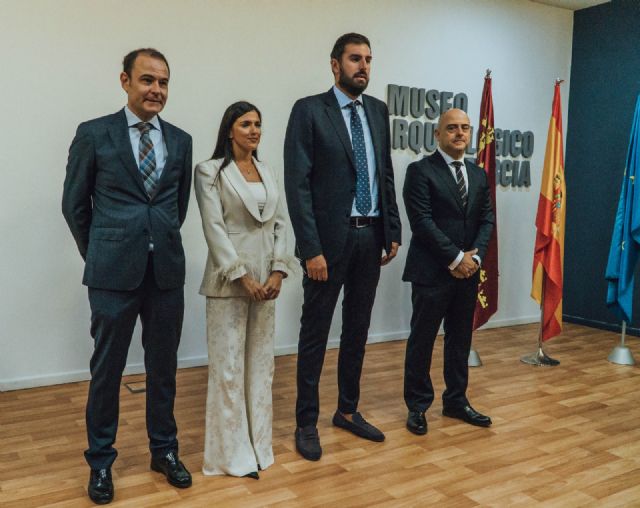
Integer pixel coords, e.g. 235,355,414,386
194,157,292,297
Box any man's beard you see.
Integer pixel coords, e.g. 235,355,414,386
338,70,368,97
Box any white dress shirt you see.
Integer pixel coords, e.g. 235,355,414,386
436,147,481,270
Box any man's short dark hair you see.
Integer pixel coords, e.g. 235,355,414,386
122,48,170,77
330,33,371,61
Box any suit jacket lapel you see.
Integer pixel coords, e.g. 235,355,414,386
465,163,481,217
109,110,148,197
323,90,356,171
255,160,278,222
431,151,465,213
224,160,263,222
362,96,383,179
155,118,177,195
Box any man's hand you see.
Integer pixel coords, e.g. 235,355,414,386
456,248,479,278
240,275,267,301
381,242,400,266
306,255,328,281
264,272,284,300
450,266,466,279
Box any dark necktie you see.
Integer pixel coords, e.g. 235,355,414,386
452,161,468,208
136,122,157,196
348,101,372,215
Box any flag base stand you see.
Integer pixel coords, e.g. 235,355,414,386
525,284,559,366
520,347,560,366
607,345,635,365
607,322,635,365
468,348,483,367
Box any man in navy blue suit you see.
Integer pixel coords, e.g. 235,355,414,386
284,33,402,461
63,48,192,504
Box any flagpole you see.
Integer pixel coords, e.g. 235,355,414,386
469,68,494,369
521,278,560,366
607,321,635,365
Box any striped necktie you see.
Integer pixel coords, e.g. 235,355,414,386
452,161,468,208
348,101,372,215
136,122,157,196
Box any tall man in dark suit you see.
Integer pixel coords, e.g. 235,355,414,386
284,33,402,461
62,48,192,504
402,108,494,436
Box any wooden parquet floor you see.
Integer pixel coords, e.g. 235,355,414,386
2,323,640,507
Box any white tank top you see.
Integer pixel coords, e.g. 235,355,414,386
247,182,267,213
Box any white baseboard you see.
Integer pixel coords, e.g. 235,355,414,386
0,315,538,392
274,314,539,355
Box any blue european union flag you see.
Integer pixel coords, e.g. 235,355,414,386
605,94,640,323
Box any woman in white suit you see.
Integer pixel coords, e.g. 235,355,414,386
194,101,293,479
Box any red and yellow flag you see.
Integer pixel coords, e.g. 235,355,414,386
473,74,498,330
531,82,566,341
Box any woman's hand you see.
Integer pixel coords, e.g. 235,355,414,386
264,271,284,300
239,275,267,301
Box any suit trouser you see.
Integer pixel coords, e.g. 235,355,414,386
296,223,383,428
85,254,183,470
403,275,478,412
202,297,275,477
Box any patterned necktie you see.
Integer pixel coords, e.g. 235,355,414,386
136,122,157,196
348,101,372,215
452,161,468,208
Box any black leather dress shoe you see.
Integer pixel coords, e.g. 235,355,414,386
332,411,385,442
406,411,428,435
442,404,492,427
88,468,113,504
243,471,259,480
150,451,192,488
295,425,322,461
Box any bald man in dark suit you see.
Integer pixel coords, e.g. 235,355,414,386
402,108,494,436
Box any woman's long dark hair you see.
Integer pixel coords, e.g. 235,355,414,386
211,101,261,171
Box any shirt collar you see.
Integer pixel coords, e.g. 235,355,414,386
333,85,362,109
437,147,465,166
124,106,161,131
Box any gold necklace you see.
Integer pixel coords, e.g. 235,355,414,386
237,160,253,176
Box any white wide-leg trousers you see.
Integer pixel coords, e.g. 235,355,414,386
202,296,275,476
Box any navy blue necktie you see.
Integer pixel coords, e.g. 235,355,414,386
348,101,371,215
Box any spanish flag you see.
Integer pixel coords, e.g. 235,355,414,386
531,82,566,341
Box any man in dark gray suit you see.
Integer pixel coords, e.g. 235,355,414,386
284,33,402,461
62,48,192,504
402,108,494,437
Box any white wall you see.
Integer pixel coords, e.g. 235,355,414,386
0,0,573,390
